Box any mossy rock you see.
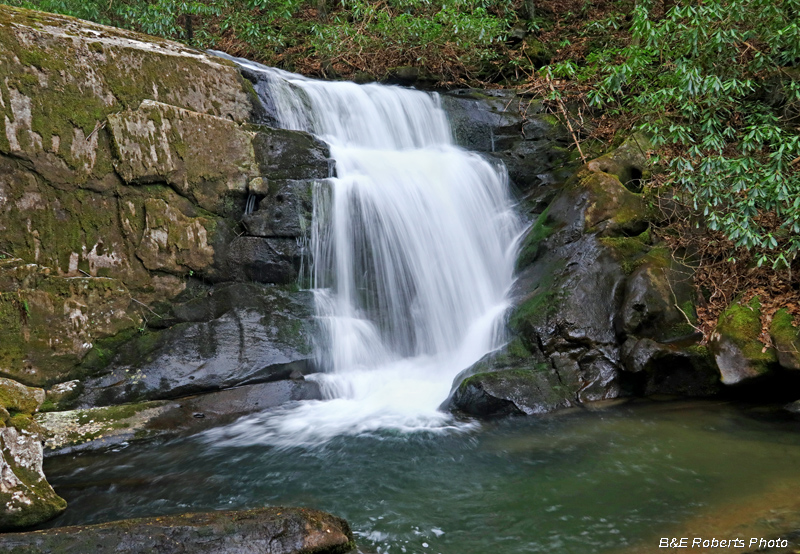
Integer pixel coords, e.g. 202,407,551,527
710,297,778,385
585,133,652,192
0,378,45,415
452,367,575,417
770,309,800,370
0,426,67,531
576,170,649,237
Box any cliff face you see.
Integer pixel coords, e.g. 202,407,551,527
0,6,329,391
0,6,334,528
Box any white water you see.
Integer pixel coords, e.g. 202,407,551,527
211,54,521,447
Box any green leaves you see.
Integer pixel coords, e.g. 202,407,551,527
565,0,800,266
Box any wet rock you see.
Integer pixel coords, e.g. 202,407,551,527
0,426,66,530
710,298,778,385
242,180,314,238
441,90,524,152
447,338,578,417
77,284,314,406
770,309,800,371
618,256,697,341
252,129,331,181
38,379,321,455
225,237,301,284
452,369,574,417
0,506,355,554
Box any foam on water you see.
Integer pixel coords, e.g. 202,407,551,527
210,53,522,447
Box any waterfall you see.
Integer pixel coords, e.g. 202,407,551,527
212,53,522,447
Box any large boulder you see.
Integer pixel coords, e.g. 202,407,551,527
0,507,355,554
0,5,330,386
770,309,800,371
448,134,721,417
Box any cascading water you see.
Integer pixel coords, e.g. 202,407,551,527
211,53,522,447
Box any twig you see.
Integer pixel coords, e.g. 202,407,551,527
790,156,800,167
78,269,92,277
663,268,704,335
86,120,107,142
131,298,163,319
545,69,586,163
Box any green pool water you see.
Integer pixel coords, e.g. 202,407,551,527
43,400,800,553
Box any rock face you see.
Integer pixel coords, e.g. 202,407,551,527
77,283,315,407
449,135,721,418
0,507,355,554
0,5,330,391
440,89,573,210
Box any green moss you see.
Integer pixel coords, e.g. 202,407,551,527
716,297,777,370
78,327,138,377
598,230,653,274
509,257,566,341
516,206,554,270
770,308,799,345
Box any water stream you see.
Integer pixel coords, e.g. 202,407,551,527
213,54,521,447
45,401,800,553
39,62,800,552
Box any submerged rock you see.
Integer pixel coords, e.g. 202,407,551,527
0,507,355,554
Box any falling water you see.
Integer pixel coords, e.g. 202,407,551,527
211,53,522,447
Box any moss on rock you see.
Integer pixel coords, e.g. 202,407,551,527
710,297,777,384
770,309,800,370
0,378,45,415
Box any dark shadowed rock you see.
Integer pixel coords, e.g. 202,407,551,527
620,338,721,397
226,237,301,284
242,180,315,238
77,284,314,407
252,129,331,181
0,507,355,554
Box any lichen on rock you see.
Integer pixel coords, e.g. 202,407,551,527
0,426,66,531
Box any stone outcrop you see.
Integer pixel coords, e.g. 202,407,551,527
0,507,355,554
0,5,330,393
449,135,720,418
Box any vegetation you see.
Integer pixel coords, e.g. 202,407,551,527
3,0,517,81
2,0,798,329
